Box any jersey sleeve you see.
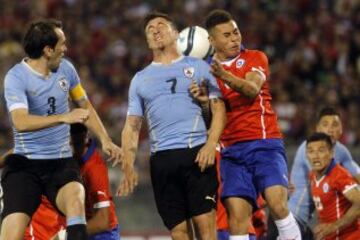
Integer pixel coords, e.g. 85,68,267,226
62,59,87,101
4,71,28,112
290,142,310,187
86,160,112,209
337,143,360,177
245,51,269,81
197,60,222,99
127,74,144,116
334,168,359,195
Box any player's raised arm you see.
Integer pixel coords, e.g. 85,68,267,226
210,58,265,99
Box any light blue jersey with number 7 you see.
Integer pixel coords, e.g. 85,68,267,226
127,56,221,153
4,58,87,159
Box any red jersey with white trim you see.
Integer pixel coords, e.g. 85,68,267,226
81,141,118,230
24,196,65,240
215,49,282,147
309,160,360,240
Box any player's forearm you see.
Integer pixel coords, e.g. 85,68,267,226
200,101,212,129
82,101,111,145
207,98,226,145
12,112,66,132
333,204,360,231
121,126,140,167
220,71,260,98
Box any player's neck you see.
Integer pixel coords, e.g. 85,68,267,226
214,52,238,62
152,46,181,65
26,57,51,77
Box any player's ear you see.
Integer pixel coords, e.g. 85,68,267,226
43,45,54,58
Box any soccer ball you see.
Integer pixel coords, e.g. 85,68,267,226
177,26,213,60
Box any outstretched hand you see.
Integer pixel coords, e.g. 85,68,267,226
101,140,123,167
116,164,138,197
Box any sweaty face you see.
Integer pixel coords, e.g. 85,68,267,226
145,17,178,50
316,115,342,143
306,141,334,173
48,28,67,72
209,20,242,60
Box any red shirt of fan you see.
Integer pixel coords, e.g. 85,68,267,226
215,49,282,147
309,160,360,240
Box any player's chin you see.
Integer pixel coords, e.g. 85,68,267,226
226,49,240,58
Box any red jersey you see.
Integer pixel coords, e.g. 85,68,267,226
310,160,360,240
81,141,118,230
216,49,282,147
24,196,65,240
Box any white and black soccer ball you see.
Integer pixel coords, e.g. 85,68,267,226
177,26,213,60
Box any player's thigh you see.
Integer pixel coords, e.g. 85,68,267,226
1,155,42,220
55,181,85,216
149,150,188,230
253,146,289,194
45,158,84,214
220,158,258,209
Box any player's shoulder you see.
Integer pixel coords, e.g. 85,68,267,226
244,49,268,61
58,58,76,72
332,164,352,177
5,61,27,79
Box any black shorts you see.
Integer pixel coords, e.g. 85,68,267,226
0,154,82,219
150,144,218,230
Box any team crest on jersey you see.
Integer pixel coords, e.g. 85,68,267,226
236,59,245,68
323,183,329,193
58,78,69,92
183,67,195,78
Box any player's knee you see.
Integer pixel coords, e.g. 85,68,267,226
170,227,190,240
228,216,249,234
57,182,85,216
269,201,289,219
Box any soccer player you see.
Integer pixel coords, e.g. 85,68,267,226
2,20,121,240
306,132,360,239
23,123,120,240
204,10,301,239
288,107,360,236
118,11,226,240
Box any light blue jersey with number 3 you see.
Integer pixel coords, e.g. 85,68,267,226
4,58,84,159
128,56,221,153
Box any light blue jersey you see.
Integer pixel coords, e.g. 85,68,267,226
128,56,221,152
289,140,360,223
4,58,84,159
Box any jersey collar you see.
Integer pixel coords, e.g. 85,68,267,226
151,55,184,65
21,58,52,79
324,158,336,176
81,139,96,163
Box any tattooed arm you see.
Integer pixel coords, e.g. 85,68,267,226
117,115,142,196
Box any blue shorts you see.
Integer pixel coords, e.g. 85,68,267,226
220,139,288,208
88,225,120,240
217,230,256,240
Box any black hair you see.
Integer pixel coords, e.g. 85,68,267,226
23,19,62,59
306,132,334,149
205,9,233,32
70,123,88,136
317,107,339,122
143,11,176,31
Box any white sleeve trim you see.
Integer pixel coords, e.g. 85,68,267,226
93,201,110,209
9,103,28,112
342,184,358,194
251,67,266,81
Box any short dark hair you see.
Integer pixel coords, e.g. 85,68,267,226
70,123,88,136
306,132,334,149
205,9,233,31
317,107,339,122
23,19,62,59
143,11,176,31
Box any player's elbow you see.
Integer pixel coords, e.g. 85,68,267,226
244,86,260,99
13,121,28,132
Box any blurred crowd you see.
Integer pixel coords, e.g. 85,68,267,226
0,0,359,185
